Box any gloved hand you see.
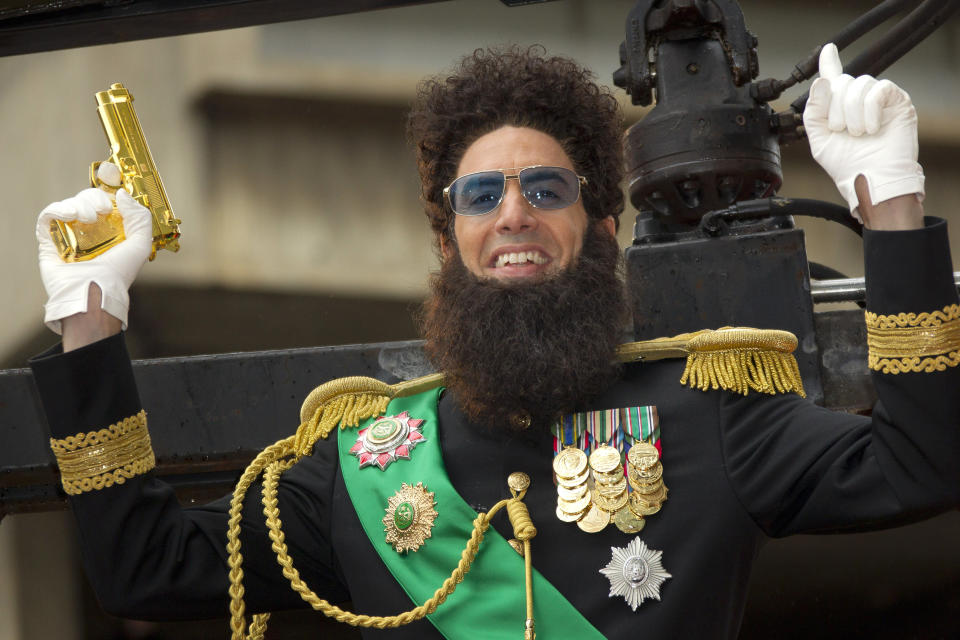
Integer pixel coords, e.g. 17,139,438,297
803,42,924,221
36,162,153,334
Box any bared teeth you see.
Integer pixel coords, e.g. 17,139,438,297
495,251,548,268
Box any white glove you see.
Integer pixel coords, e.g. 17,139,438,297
803,42,924,221
36,165,153,334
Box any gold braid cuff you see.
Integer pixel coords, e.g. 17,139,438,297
866,303,960,374
49,410,155,495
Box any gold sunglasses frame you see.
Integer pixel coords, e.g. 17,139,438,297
442,165,588,216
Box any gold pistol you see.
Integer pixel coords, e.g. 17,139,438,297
50,82,181,262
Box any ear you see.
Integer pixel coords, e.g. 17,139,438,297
598,216,616,238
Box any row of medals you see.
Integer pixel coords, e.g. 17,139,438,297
553,442,667,534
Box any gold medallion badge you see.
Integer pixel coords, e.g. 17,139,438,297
383,482,437,553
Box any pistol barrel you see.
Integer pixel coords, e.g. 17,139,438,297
95,82,180,258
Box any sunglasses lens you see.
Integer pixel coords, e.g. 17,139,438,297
448,171,506,216
520,167,581,210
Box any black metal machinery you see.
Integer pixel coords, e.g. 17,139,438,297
616,0,959,408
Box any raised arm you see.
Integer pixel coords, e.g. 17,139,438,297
722,44,959,536
31,167,349,621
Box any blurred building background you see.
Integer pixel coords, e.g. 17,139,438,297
1,1,958,638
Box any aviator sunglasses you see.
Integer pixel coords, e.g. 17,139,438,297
444,165,588,216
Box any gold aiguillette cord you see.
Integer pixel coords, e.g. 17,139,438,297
230,448,539,640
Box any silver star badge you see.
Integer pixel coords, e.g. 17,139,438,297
599,537,671,611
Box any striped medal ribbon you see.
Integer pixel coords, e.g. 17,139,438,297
551,406,660,465
621,405,661,455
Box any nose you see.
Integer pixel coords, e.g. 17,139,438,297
495,179,538,234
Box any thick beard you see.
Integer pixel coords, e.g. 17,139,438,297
421,222,628,430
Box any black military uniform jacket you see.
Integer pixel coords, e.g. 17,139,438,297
30,220,960,639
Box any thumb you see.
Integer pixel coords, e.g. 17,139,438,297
818,43,843,80
803,77,832,132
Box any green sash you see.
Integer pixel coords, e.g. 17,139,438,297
338,387,604,639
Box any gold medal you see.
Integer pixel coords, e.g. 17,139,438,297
593,488,629,512
613,507,646,534
630,487,668,512
595,476,627,496
589,444,622,474
628,499,662,517
556,504,587,522
553,447,588,479
633,482,668,502
629,475,663,494
558,491,591,514
627,442,659,470
595,468,625,484
557,482,589,501
383,482,437,553
629,462,663,486
556,467,590,487
628,474,660,493
576,503,610,533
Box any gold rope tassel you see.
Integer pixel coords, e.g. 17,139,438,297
679,328,805,398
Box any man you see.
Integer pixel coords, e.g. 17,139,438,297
30,45,959,639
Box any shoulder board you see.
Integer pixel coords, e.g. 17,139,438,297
616,327,805,398
294,372,444,456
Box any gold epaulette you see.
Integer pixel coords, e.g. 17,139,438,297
615,327,805,398
293,372,445,458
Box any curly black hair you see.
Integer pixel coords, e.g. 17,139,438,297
407,44,625,241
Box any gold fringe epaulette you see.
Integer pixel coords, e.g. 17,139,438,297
293,372,445,458
615,327,805,397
